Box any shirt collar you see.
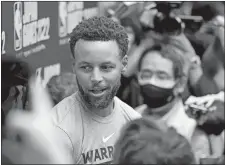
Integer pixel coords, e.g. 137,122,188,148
160,99,197,141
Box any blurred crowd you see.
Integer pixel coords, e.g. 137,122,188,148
1,1,224,164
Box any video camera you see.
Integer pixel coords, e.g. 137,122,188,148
107,2,204,36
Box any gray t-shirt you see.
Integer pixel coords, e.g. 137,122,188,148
51,92,141,164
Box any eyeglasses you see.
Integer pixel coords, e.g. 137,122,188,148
137,70,173,85
137,72,152,85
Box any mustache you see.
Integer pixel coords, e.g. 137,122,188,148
91,85,109,90
90,82,108,90
76,79,108,91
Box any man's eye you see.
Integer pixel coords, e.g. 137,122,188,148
140,72,153,80
80,66,92,72
157,73,169,80
101,65,114,71
141,75,151,80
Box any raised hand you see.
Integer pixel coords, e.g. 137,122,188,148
2,77,73,164
185,92,224,109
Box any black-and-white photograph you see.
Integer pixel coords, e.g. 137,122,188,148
1,1,224,164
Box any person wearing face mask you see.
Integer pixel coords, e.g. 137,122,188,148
135,44,195,139
135,44,224,163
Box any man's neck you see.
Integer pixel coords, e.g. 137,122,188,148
147,97,179,118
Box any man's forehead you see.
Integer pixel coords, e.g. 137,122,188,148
141,53,173,74
75,39,119,49
74,40,121,63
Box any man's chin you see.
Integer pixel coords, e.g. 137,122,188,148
87,99,110,110
86,92,113,109
92,102,110,109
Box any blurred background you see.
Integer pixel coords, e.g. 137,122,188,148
1,1,224,86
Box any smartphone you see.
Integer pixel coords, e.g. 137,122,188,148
185,104,208,120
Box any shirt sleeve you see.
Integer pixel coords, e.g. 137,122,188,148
118,98,142,121
50,95,83,163
54,125,75,163
50,100,75,163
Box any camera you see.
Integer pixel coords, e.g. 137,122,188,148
107,2,204,36
140,2,204,35
140,2,184,35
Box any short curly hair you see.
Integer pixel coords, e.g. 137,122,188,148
69,16,129,58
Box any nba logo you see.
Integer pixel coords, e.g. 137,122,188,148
14,2,23,51
59,2,67,37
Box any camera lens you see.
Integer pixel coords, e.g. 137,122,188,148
154,15,183,35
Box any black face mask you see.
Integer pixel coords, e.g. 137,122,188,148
140,84,175,108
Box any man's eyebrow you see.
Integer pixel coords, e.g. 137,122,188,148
78,62,91,65
101,62,114,65
140,69,151,72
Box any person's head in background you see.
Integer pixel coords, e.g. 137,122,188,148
2,55,31,125
120,17,144,51
114,117,196,164
46,72,78,106
106,2,146,54
137,44,190,112
69,16,128,110
118,3,146,51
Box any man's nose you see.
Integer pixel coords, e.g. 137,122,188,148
90,68,103,83
148,75,157,85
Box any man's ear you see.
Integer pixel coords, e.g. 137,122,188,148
121,55,128,73
173,76,187,96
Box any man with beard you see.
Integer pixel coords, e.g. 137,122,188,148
51,16,141,164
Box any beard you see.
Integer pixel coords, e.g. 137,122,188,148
76,78,121,110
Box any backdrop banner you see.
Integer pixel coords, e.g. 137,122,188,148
2,1,99,86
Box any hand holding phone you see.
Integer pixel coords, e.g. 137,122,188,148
185,104,210,126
